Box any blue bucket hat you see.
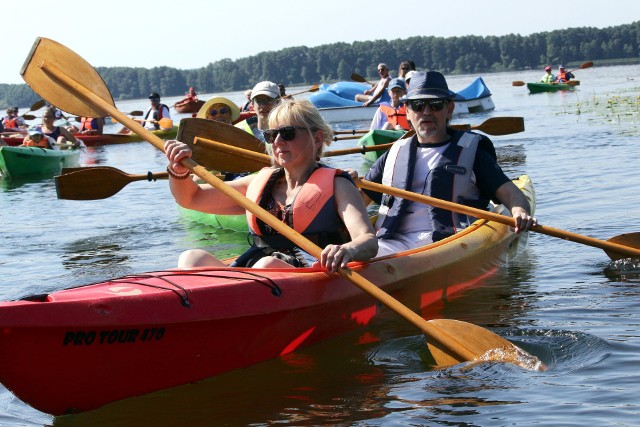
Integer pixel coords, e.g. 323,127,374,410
404,71,455,100
388,78,406,91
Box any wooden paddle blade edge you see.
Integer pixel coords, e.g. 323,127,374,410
426,319,545,371
605,233,640,261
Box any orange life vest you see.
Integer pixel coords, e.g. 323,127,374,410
3,117,20,130
379,104,409,130
245,166,346,237
79,117,98,132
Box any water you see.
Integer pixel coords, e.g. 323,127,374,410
2,65,640,426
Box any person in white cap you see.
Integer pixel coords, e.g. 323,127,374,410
234,81,280,143
361,71,536,256
554,65,574,83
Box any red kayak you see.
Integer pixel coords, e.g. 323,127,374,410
1,126,178,147
173,99,205,114
0,177,534,415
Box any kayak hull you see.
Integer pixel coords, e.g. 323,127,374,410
0,176,534,415
178,205,249,232
0,146,80,178
1,126,178,147
174,99,205,114
357,129,406,163
526,82,574,94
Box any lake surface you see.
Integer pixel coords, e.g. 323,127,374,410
1,64,640,426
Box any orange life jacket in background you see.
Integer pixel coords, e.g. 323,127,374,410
379,104,409,130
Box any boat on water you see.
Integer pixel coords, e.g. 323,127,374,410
311,77,495,123
526,82,576,94
357,129,406,163
173,99,206,114
0,146,80,179
0,175,534,415
178,205,249,232
1,126,179,147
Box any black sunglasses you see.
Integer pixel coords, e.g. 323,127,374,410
406,98,448,112
264,126,310,144
207,107,229,117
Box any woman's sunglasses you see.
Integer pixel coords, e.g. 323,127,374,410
406,98,448,113
207,107,229,117
263,126,309,144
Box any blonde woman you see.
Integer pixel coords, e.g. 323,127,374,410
164,99,377,272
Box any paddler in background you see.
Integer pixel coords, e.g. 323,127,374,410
369,78,410,131
540,65,555,83
234,81,281,143
196,97,240,125
555,65,575,83
355,62,391,107
21,126,56,149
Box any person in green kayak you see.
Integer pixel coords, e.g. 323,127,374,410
555,65,575,83
164,99,378,272
540,65,555,83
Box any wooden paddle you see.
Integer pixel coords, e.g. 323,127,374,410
26,37,543,370
289,84,320,97
567,61,593,73
192,140,640,261
334,117,526,141
351,72,375,86
55,167,169,200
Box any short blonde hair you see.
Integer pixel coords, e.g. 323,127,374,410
268,99,334,160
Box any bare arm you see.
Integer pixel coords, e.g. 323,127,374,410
164,139,253,215
320,177,378,272
494,180,537,233
363,79,390,107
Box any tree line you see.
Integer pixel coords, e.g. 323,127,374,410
2,21,638,110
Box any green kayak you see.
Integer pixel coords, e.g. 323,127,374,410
526,82,574,94
178,205,248,232
0,146,81,179
356,129,406,162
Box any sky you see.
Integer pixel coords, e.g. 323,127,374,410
3,0,637,85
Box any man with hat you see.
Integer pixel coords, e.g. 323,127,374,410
361,71,536,256
555,65,574,83
369,78,410,131
142,92,172,130
234,81,280,143
540,65,555,83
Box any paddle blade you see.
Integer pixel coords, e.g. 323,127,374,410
22,114,36,121
55,167,143,200
605,233,640,260
474,117,524,136
20,38,114,118
29,99,46,112
580,61,593,69
426,319,545,370
567,80,580,87
178,118,267,172
512,81,526,87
